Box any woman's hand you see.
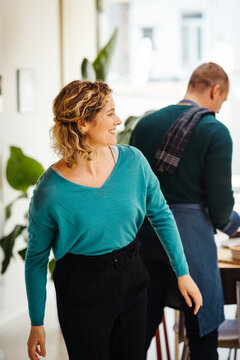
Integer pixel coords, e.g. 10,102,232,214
178,274,203,315
27,326,46,360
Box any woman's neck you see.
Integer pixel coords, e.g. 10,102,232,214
56,146,112,178
82,146,110,176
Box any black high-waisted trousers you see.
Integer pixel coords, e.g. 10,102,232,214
53,238,149,360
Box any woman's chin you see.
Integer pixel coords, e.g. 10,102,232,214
108,137,117,146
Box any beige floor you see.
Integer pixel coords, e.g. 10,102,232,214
0,298,239,360
0,296,68,360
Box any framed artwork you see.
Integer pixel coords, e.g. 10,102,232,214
0,75,2,113
17,69,36,113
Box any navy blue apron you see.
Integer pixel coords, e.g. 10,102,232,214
167,203,225,336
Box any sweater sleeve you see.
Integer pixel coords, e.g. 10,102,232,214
25,185,57,326
203,124,239,233
139,150,189,277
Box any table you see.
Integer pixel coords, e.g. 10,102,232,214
218,247,240,304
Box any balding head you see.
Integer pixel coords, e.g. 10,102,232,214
187,62,229,95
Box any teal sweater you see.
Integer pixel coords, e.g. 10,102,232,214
25,145,189,326
130,105,234,232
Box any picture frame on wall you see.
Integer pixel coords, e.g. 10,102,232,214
17,69,36,113
0,75,2,113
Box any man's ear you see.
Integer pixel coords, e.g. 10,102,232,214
210,84,220,99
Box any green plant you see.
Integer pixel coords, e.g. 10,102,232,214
0,146,45,274
81,29,118,81
117,110,155,145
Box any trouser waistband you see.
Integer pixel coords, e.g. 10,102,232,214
169,203,206,211
57,238,140,269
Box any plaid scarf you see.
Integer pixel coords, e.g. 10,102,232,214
155,104,215,175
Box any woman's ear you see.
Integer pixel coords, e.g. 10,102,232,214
77,120,88,135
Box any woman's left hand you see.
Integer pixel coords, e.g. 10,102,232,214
177,274,203,315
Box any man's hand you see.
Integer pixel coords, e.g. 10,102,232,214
230,231,240,239
27,326,46,360
178,274,203,315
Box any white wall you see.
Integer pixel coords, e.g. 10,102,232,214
2,0,61,172
0,0,98,327
0,0,3,228
62,0,97,84
0,0,61,324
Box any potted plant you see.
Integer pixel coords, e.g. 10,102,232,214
0,146,44,274
81,29,118,81
117,110,154,145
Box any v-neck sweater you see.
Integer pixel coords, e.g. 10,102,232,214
25,144,189,326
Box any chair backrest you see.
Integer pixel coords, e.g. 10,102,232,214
178,311,186,343
236,280,240,344
220,268,240,304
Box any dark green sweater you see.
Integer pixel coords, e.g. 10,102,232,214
130,105,234,232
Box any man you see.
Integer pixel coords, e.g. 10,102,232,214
130,62,240,359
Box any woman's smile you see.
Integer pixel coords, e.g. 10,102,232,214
109,128,116,135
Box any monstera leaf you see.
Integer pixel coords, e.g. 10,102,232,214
117,111,155,145
6,146,44,192
5,193,28,220
81,58,96,81
93,29,118,81
48,258,56,279
81,29,118,81
0,225,27,274
0,146,45,274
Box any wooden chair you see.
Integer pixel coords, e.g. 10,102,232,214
155,313,171,360
173,311,189,360
218,280,240,359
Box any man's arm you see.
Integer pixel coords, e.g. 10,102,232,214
204,124,240,234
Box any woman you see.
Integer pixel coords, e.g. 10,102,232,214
25,80,202,360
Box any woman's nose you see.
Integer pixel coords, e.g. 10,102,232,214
115,115,122,125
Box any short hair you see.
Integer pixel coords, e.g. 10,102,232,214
187,62,229,94
50,80,112,167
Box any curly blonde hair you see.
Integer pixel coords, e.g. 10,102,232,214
50,80,112,167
